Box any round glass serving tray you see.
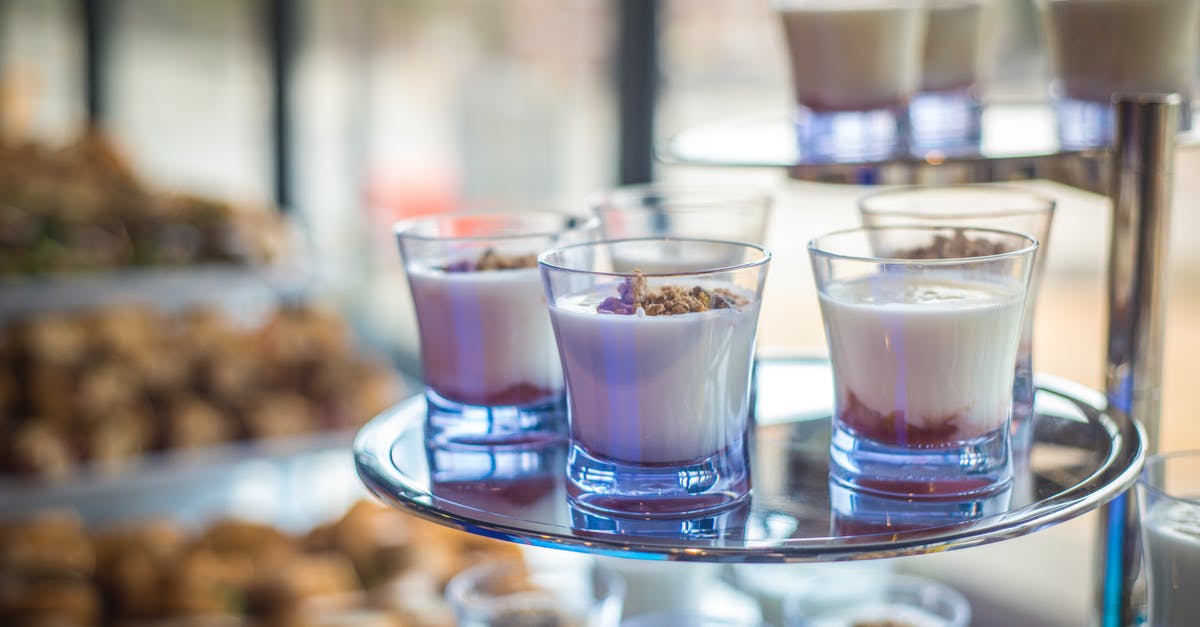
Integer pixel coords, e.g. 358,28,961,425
659,104,1200,187
354,356,1144,562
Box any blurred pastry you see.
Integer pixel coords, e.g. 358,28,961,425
7,421,73,478
0,301,403,477
240,393,315,440
166,398,233,450
0,509,94,575
0,573,102,626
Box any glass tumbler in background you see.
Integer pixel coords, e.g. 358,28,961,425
909,0,993,151
1138,451,1200,627
395,211,597,444
445,560,626,627
809,226,1037,497
591,183,772,248
776,0,928,160
540,238,770,516
783,572,971,627
858,186,1056,460
1039,0,1200,148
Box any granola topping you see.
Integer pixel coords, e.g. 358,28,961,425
896,229,1009,260
442,248,538,273
596,271,749,316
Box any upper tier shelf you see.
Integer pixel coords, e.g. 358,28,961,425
355,356,1144,563
659,103,1199,188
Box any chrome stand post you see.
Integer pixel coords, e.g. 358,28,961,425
1096,94,1179,627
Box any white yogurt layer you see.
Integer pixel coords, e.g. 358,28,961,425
922,0,986,93
780,2,926,111
1143,497,1200,626
1045,0,1200,102
550,288,759,464
819,272,1025,440
408,264,562,405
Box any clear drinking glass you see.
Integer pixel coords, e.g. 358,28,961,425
539,238,770,516
1138,451,1200,627
858,186,1056,459
776,0,928,160
445,560,626,627
808,226,1037,497
590,183,772,246
909,0,993,151
783,572,971,627
395,211,597,444
1039,0,1200,148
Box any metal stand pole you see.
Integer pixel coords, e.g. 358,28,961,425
1096,94,1179,627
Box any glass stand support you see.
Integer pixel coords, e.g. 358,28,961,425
1097,94,1179,627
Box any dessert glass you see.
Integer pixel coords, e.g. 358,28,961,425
776,0,928,160
809,226,1036,497
1039,0,1200,148
909,0,992,151
858,186,1055,460
783,572,971,627
590,183,772,248
1137,451,1200,627
395,211,597,444
540,238,770,516
445,560,625,627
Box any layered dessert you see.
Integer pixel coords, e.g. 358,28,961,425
921,0,986,93
779,1,926,111
407,249,562,407
1044,0,1200,102
1142,498,1200,625
819,272,1025,447
550,273,758,465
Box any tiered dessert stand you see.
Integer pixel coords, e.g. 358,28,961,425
355,96,1190,626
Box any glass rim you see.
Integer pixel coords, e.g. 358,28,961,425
538,236,772,278
393,210,598,243
859,184,1057,221
1138,450,1200,505
444,559,626,608
589,182,773,214
782,572,971,621
807,225,1038,264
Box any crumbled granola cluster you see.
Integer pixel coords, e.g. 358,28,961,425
897,229,1009,260
443,249,538,272
597,271,749,316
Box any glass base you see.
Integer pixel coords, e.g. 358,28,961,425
830,422,1012,499
570,501,751,540
831,479,1013,537
1056,97,1194,150
793,105,907,162
424,388,566,447
567,441,750,517
909,90,982,153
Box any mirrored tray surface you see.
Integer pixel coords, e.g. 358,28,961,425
355,356,1144,562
